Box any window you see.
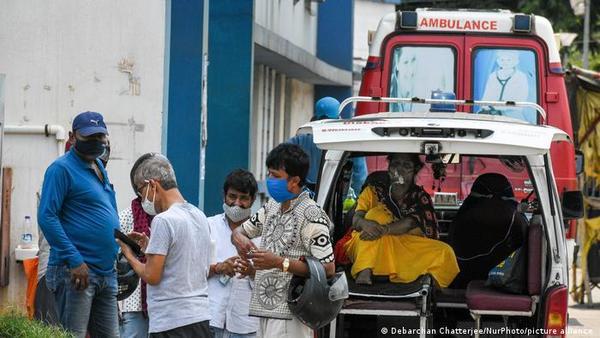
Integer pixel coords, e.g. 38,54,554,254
472,48,538,124
389,46,456,112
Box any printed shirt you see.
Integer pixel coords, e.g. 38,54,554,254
241,191,334,319
117,207,143,313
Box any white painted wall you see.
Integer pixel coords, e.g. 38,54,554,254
353,0,395,66
0,0,166,307
353,0,395,94
288,78,313,134
255,0,318,55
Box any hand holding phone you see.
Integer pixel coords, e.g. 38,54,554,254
114,229,143,257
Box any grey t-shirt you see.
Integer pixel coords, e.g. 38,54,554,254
145,202,211,333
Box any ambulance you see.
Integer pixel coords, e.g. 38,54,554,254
355,9,577,221
304,97,583,337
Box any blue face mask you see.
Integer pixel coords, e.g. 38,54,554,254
266,177,299,203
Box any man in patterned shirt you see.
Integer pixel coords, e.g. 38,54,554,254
231,143,335,338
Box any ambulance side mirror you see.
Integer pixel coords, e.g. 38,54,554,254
575,150,584,176
562,190,583,220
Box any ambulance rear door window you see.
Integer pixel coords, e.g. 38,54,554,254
472,48,539,124
388,46,456,112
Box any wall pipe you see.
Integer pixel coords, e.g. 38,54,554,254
4,125,67,156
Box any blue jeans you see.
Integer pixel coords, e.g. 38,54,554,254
120,311,149,338
210,326,256,338
46,265,119,338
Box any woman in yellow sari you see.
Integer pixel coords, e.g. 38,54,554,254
344,153,459,287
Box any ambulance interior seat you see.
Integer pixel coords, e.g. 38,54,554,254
447,173,528,289
465,217,543,331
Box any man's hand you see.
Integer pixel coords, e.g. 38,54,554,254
216,256,238,277
232,230,257,259
128,231,149,252
234,258,256,279
247,250,283,270
359,223,388,241
70,263,89,290
117,239,135,260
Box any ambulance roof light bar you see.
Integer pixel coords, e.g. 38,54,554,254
397,11,418,30
339,96,547,120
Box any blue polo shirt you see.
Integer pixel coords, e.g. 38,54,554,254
38,150,119,275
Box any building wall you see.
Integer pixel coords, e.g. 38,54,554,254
251,66,312,204
353,0,395,94
0,0,166,308
163,0,206,208
204,0,254,215
353,1,395,65
254,0,317,55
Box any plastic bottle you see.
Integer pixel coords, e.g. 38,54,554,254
343,187,357,212
19,216,34,249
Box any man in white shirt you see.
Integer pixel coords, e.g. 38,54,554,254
208,169,260,338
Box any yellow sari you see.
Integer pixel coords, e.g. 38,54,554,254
344,185,459,287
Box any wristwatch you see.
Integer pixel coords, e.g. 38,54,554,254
282,257,290,273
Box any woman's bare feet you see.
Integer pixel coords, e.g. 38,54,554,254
355,268,373,285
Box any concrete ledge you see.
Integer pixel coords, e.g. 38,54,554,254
254,24,352,86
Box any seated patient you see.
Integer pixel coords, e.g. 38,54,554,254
448,173,527,288
344,153,459,287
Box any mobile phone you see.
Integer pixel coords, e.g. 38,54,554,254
114,229,143,257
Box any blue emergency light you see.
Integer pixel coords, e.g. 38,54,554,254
430,91,456,113
513,14,532,33
398,11,418,30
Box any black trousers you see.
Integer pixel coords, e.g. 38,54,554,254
150,320,210,338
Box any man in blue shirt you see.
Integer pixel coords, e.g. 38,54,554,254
38,111,119,338
287,97,367,193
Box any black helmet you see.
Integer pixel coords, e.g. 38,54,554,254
117,253,139,301
287,256,349,330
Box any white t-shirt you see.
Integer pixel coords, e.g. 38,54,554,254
145,202,211,333
207,214,260,334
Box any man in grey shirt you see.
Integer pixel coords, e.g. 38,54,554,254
118,153,211,338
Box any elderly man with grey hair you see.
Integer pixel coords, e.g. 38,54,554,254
117,153,212,338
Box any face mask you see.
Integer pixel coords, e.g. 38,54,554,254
266,177,299,203
389,168,406,185
141,183,157,216
223,203,252,223
75,139,107,158
98,146,110,167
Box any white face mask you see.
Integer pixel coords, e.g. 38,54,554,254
223,203,252,223
389,169,406,185
141,183,158,216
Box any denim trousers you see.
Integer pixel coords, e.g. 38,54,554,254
120,311,149,338
45,265,119,338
